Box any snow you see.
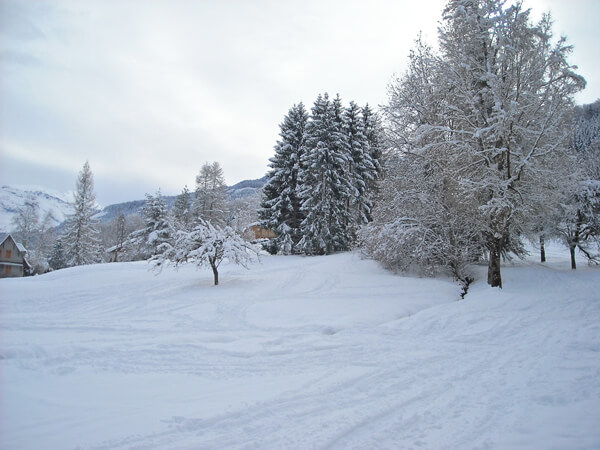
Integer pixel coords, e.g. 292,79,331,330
0,185,75,231
1,248,599,449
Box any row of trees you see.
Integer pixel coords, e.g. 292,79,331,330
13,161,260,284
260,94,383,255
549,101,600,269
360,0,598,288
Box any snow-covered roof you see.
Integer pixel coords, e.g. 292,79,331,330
0,233,28,253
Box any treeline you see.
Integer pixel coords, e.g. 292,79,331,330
259,94,383,255
13,161,261,280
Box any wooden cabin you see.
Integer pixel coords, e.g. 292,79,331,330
0,233,31,278
247,225,277,240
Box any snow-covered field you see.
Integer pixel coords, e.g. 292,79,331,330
1,248,599,449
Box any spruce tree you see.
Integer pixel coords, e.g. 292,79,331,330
63,161,101,266
298,93,353,254
260,102,309,254
130,190,173,260
48,237,67,271
361,103,383,206
344,101,377,231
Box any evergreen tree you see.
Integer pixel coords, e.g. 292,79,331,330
129,190,173,260
193,162,228,227
344,101,377,230
298,93,354,254
260,102,309,254
48,237,67,271
63,161,101,266
361,103,383,204
173,185,192,230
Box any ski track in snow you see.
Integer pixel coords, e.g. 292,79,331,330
1,249,600,449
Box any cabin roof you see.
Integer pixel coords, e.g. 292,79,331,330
0,233,28,253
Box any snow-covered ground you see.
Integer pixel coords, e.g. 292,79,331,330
1,247,599,449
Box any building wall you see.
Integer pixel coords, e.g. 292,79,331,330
0,238,24,264
0,237,26,277
250,225,276,239
0,263,24,278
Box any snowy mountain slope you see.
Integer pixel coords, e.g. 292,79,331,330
1,250,599,449
228,175,267,200
0,185,74,231
0,177,267,227
92,176,267,223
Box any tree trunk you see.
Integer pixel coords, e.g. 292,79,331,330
487,237,502,288
539,235,546,263
210,260,219,285
570,209,584,271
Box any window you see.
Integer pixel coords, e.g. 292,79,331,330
6,266,11,275
6,250,11,259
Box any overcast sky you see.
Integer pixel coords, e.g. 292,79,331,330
1,0,599,206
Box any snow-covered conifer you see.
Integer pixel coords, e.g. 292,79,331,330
173,185,192,230
260,102,308,254
344,101,377,230
298,93,354,254
48,237,67,271
361,103,383,203
63,161,101,267
193,162,228,227
128,190,173,261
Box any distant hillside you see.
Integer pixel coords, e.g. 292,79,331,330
228,175,268,200
0,185,75,232
98,176,267,223
95,197,175,223
0,177,268,229
229,176,268,190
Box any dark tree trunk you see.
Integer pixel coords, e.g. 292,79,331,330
210,259,219,285
487,237,502,288
570,209,584,271
540,235,546,263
